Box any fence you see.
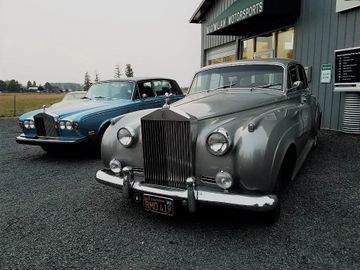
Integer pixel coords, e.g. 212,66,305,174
0,93,65,117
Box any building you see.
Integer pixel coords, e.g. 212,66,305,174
190,0,360,134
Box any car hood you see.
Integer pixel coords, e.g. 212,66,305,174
46,99,133,118
172,89,286,120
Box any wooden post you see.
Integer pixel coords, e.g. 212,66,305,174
13,95,16,116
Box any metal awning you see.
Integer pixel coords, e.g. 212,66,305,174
191,0,300,37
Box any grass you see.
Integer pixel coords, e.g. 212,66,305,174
0,93,65,117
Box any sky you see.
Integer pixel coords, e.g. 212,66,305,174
0,0,203,87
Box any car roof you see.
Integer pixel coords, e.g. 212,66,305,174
97,77,176,84
198,58,301,73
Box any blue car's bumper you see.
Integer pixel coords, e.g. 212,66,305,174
16,134,88,145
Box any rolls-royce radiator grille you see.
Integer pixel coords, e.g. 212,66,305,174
33,113,58,137
141,119,192,189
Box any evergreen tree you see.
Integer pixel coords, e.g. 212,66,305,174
6,80,22,92
0,80,6,92
44,82,53,91
114,64,122,79
84,72,92,91
125,64,134,78
94,71,100,83
27,80,32,89
33,81,37,87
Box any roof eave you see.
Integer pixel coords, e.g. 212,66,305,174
189,0,215,23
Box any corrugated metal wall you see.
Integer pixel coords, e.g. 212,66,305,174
294,0,360,130
200,0,360,130
201,0,237,50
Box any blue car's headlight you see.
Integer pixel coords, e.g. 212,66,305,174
23,120,35,129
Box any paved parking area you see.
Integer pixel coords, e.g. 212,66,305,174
0,118,359,269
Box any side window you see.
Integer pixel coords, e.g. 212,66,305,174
136,81,155,99
152,80,174,96
297,65,308,88
288,65,299,89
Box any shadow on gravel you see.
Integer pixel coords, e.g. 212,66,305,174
29,144,100,162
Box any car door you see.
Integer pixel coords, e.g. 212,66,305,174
287,64,312,148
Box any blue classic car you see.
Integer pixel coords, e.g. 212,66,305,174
16,78,183,153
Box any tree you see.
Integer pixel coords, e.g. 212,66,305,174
125,64,134,78
94,71,100,83
114,64,122,79
6,80,22,92
0,80,6,92
84,72,92,91
27,80,32,89
44,82,53,91
33,81,37,87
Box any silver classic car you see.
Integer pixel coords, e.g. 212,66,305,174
96,59,321,221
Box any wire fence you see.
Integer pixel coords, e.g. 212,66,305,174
0,93,65,117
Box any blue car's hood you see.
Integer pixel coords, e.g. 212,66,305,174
45,98,133,119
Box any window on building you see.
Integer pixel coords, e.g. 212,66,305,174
277,28,294,59
241,38,254,60
207,43,237,66
240,27,295,60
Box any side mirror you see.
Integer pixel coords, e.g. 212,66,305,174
142,93,147,99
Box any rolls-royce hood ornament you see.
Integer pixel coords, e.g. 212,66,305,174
42,105,47,113
162,92,173,109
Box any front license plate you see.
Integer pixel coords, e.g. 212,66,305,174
143,194,174,216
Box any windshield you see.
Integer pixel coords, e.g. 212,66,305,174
86,81,134,100
189,65,284,94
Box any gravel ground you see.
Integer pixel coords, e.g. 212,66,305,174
0,118,359,269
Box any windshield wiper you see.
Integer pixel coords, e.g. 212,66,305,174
81,96,91,100
255,83,282,89
210,82,237,91
93,96,106,99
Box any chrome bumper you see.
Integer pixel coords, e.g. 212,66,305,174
95,169,278,212
16,135,87,145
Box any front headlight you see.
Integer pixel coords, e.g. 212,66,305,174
23,120,35,129
117,127,135,147
206,128,231,156
59,120,73,130
24,120,30,129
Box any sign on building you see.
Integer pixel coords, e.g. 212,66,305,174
336,0,360,13
334,47,360,92
320,64,332,84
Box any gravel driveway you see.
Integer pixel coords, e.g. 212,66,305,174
0,118,359,269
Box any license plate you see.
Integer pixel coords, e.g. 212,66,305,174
143,194,174,216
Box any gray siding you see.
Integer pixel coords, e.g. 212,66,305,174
199,0,360,130
294,0,360,130
201,0,237,65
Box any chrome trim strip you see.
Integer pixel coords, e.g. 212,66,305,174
16,135,86,145
96,170,277,209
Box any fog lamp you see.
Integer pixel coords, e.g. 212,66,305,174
215,171,233,190
110,159,122,174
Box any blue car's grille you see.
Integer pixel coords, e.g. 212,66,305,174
141,117,192,190
34,113,58,137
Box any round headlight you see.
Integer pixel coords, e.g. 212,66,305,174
117,127,135,147
110,159,122,174
29,120,35,129
215,171,233,190
59,121,66,130
206,128,231,156
65,121,73,130
24,120,30,129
